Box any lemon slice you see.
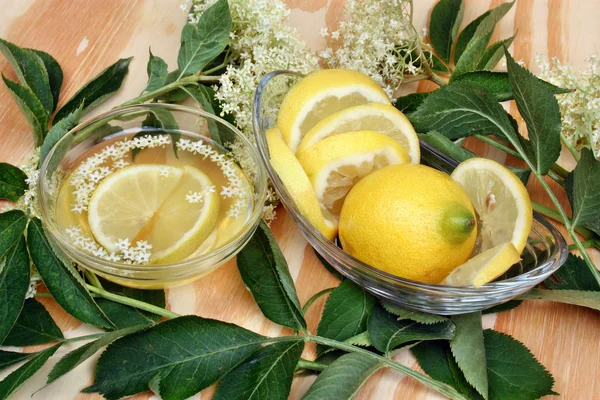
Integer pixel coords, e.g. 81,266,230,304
88,165,184,252
297,103,420,163
266,128,337,240
297,131,410,217
277,69,391,152
451,158,533,253
145,166,220,263
442,242,521,287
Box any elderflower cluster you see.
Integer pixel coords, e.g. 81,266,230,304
3,148,43,217
537,54,600,158
320,0,424,97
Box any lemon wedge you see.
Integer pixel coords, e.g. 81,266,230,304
297,131,410,217
442,242,521,287
277,69,391,152
297,103,420,163
266,128,337,240
451,158,533,253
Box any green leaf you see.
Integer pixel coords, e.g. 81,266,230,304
368,304,455,354
213,339,304,400
1,298,63,346
382,301,449,324
564,148,600,236
477,34,516,70
482,300,522,314
0,165,28,203
237,221,306,331
426,51,451,73
429,0,463,63
0,351,37,371
519,288,600,311
53,57,132,124
453,10,491,66
26,218,113,329
0,210,28,256
344,331,373,347
544,253,600,291
419,132,475,163
412,341,480,399
183,84,227,145
509,167,531,186
95,300,157,330
143,49,168,93
301,353,383,400
47,325,148,385
316,280,376,355
132,108,180,160
0,236,30,344
177,0,232,78
313,249,343,280
0,38,54,114
453,2,514,76
40,104,83,163
1,74,47,145
451,71,571,102
505,49,562,175
84,316,265,400
484,329,556,400
0,343,60,400
450,313,488,399
29,49,63,112
408,81,518,141
394,92,430,114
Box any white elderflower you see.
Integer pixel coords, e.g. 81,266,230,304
186,191,204,204
116,238,132,250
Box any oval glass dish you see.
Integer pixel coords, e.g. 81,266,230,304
252,71,568,315
39,104,267,289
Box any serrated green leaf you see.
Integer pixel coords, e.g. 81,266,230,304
0,210,28,256
1,298,63,346
519,288,600,311
0,236,30,344
40,104,83,163
453,10,491,66
426,51,451,73
316,280,376,355
344,331,373,347
505,49,562,175
29,49,63,112
368,305,455,354
53,57,132,124
0,343,60,400
132,108,180,160
0,165,28,203
394,92,430,114
177,0,231,78
450,313,488,399
544,253,600,291
143,49,168,93
84,316,265,400
477,35,516,70
564,149,600,236
237,221,306,331
419,132,476,163
484,329,556,400
0,351,37,371
429,0,463,63
47,325,147,385
95,299,157,330
382,301,449,324
2,74,47,145
214,339,304,400
302,352,383,400
183,84,227,145
0,38,53,114
26,218,113,329
453,2,514,76
451,71,571,102
482,300,523,314
508,167,531,185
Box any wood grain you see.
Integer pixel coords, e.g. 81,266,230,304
1,0,599,399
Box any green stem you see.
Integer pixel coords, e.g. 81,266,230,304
296,358,327,372
532,202,594,239
34,292,53,298
86,285,180,319
306,335,468,400
561,134,580,162
61,333,106,344
401,74,430,84
203,63,227,76
569,239,600,251
85,271,104,290
302,287,335,314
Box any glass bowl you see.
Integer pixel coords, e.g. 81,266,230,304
39,104,267,289
252,70,568,315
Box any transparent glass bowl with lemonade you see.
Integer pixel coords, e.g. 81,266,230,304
253,71,568,315
39,104,267,289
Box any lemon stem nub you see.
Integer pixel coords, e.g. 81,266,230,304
442,207,477,244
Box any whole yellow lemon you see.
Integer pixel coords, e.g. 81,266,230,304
338,164,477,284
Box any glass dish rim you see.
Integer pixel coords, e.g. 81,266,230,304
38,103,268,272
252,69,568,296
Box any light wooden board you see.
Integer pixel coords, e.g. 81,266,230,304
0,0,599,399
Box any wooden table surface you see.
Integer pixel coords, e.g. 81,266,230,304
1,0,599,399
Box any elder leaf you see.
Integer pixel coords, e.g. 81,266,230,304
213,339,304,400
143,49,168,92
0,236,30,344
453,10,491,65
84,316,265,400
429,0,463,64
1,74,47,145
395,92,430,114
0,210,28,256
519,288,600,311
564,148,600,236
0,166,28,203
483,300,523,314
477,35,516,70
0,351,37,371
316,280,376,355
40,103,83,163
28,49,63,112
1,298,63,346
302,353,383,400
382,301,449,324
450,313,488,399
544,253,600,291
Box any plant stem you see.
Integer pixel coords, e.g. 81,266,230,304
302,287,335,314
532,202,594,239
306,335,468,400
62,333,106,344
569,239,600,251
296,358,327,372
86,285,180,319
401,74,431,84
85,271,104,290
561,134,580,162
34,292,53,298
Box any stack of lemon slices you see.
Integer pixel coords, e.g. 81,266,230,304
268,69,533,288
